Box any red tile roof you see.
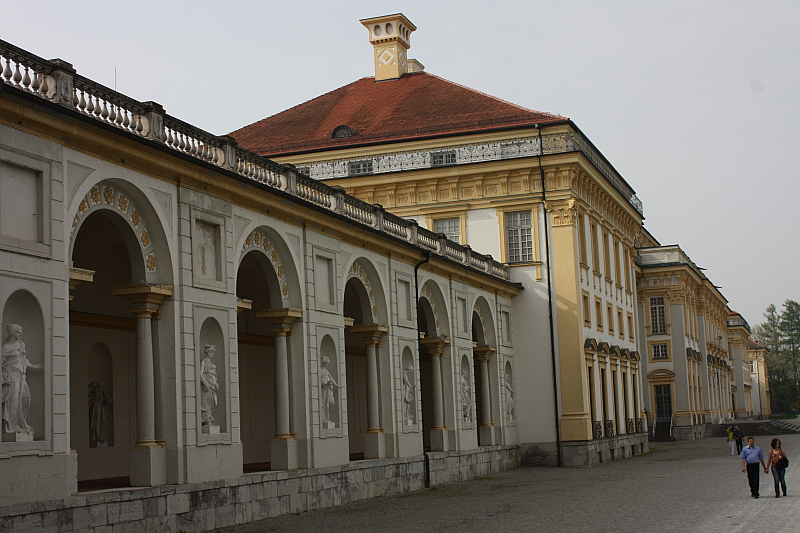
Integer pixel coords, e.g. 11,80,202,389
748,339,768,351
230,72,568,157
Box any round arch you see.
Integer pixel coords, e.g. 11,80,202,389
343,258,388,325
237,225,302,309
420,279,450,337
471,296,496,347
69,179,173,285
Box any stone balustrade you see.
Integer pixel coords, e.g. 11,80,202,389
0,38,511,282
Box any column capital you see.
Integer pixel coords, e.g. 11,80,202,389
113,283,173,307
473,345,496,358
69,267,94,300
237,298,252,315
352,324,389,346
257,307,303,335
421,336,449,356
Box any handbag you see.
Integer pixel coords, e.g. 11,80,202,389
778,456,789,469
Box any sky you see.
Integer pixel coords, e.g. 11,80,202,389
4,0,799,326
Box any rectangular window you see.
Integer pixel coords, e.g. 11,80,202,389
583,294,592,326
749,361,754,373
603,232,611,278
596,299,603,330
0,161,41,243
624,247,632,290
431,151,456,166
591,223,600,272
349,159,373,176
578,214,587,265
650,296,666,334
506,211,533,263
434,218,460,243
607,305,614,334
614,240,621,284
652,343,669,360
618,310,624,338
628,315,634,341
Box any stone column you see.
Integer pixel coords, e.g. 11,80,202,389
474,345,496,446
257,308,303,471
352,324,389,459
112,283,172,487
421,337,449,452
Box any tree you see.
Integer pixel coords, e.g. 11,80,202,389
754,301,800,413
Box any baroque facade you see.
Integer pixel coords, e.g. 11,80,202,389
0,36,523,529
232,13,650,466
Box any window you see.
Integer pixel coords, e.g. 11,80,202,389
332,125,356,138
506,211,533,263
614,240,621,285
583,293,592,326
603,232,611,278
618,309,624,338
749,361,754,373
591,223,600,271
434,218,460,243
596,299,603,330
607,305,614,334
653,343,669,360
650,296,666,334
578,214,587,265
624,247,632,290
627,315,634,341
431,151,456,166
349,159,373,176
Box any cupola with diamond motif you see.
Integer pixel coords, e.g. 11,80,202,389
360,14,418,81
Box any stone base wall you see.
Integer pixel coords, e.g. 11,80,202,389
519,442,560,467
673,424,706,441
0,445,520,532
561,433,650,467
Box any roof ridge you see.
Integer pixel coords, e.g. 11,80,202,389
420,71,568,120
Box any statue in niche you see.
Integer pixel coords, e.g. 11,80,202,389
461,367,472,422
505,376,515,420
320,356,342,427
88,381,113,445
199,345,219,427
402,363,416,424
2,324,42,435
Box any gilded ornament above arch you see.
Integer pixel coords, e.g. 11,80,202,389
347,260,380,317
240,227,293,305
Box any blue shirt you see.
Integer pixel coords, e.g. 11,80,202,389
740,445,764,464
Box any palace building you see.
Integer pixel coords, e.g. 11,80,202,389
0,13,757,531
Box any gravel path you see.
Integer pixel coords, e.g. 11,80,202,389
222,432,800,533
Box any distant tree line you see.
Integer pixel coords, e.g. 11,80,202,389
752,300,800,413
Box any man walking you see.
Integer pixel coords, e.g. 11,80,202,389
740,437,767,498
733,426,745,454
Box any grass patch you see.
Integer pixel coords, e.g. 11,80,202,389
769,413,798,420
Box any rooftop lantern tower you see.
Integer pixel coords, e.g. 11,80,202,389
360,14,419,81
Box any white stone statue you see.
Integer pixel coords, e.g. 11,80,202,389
461,367,472,422
402,363,415,424
2,324,42,435
199,345,219,426
505,376,515,420
88,381,113,445
320,356,342,427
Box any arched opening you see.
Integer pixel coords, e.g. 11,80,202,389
236,250,280,472
418,297,436,450
2,290,46,442
343,277,371,460
70,209,141,490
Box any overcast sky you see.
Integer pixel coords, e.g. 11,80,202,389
4,0,798,326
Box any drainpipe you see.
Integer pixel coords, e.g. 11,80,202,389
414,251,432,486
537,125,562,467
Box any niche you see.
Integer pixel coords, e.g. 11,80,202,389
2,289,46,441
87,342,114,447
402,347,416,426
319,335,340,429
460,354,473,425
198,317,226,434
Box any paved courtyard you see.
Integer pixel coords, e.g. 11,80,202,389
222,432,799,533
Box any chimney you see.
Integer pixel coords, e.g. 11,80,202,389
360,14,417,81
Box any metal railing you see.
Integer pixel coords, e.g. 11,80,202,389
0,39,511,282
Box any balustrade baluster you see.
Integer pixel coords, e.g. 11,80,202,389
115,106,123,126
78,91,87,112
12,61,22,85
21,66,31,90
39,74,48,96
86,95,95,114
33,72,41,94
101,99,109,120
3,58,12,82
93,97,102,117
135,115,143,134
122,109,130,128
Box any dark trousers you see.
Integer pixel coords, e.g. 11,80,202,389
736,438,743,454
746,462,761,496
772,467,787,496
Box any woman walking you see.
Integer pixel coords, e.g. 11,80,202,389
768,438,788,498
726,426,736,455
